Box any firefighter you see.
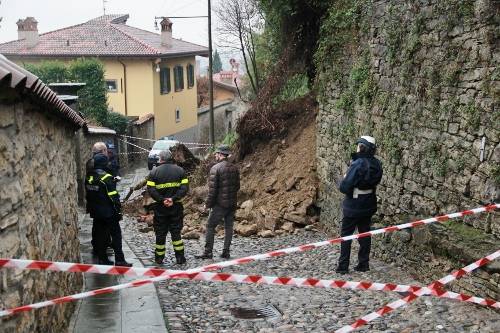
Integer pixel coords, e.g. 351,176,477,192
85,151,132,267
147,150,189,265
335,136,383,274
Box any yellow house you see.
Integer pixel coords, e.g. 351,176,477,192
0,15,208,139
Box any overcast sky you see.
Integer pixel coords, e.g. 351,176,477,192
0,0,238,68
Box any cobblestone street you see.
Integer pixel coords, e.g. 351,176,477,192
119,168,500,333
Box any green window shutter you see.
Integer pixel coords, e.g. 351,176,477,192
180,66,184,90
187,64,194,88
160,68,171,94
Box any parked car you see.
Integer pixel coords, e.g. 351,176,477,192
147,139,179,170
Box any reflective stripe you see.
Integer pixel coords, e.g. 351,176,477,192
172,240,183,246
101,174,112,181
155,244,166,249
88,176,94,184
156,182,181,189
107,191,118,196
181,178,189,184
147,181,156,187
173,245,184,251
155,250,166,255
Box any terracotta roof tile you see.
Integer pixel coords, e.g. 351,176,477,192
0,54,86,128
0,14,208,57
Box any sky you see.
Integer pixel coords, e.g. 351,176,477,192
0,0,238,69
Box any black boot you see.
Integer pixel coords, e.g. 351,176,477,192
155,254,165,265
220,249,230,259
98,257,114,265
353,264,369,272
335,265,349,275
195,251,213,259
175,252,186,265
115,260,133,267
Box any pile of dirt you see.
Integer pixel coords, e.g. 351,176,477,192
124,99,319,239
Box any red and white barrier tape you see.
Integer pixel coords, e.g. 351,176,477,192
117,138,149,152
2,204,497,276
0,204,497,317
119,134,213,146
0,259,497,313
335,249,500,333
118,151,149,156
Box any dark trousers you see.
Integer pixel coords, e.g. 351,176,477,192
93,217,125,262
204,205,235,253
153,209,184,259
337,216,372,269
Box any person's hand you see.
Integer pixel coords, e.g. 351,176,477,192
114,176,122,182
163,198,173,207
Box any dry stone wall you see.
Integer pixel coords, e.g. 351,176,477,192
317,0,499,299
0,93,83,332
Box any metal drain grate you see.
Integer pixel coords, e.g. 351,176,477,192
230,304,282,320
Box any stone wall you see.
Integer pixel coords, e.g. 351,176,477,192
317,0,499,299
0,91,83,332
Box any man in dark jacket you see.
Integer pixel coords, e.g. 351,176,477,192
197,145,240,259
336,136,383,274
85,153,131,267
147,150,189,265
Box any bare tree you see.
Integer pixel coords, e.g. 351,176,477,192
215,0,263,95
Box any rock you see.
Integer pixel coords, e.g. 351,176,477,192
240,200,254,211
258,230,275,238
281,222,295,232
182,231,201,240
285,176,302,191
235,223,258,236
283,212,307,225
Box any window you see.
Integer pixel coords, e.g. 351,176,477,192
159,67,171,94
106,80,118,92
174,65,184,91
187,64,195,88
175,108,181,123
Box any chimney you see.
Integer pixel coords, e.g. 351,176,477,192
17,17,39,48
160,18,172,47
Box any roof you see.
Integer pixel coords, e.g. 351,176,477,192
0,14,208,58
87,125,116,135
214,80,238,93
0,54,86,128
134,113,154,125
198,99,234,115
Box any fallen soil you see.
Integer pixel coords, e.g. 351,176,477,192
123,98,319,240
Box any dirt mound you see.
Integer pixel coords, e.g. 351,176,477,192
125,99,319,239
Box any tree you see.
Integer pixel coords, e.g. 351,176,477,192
23,58,129,133
213,49,223,73
215,0,263,95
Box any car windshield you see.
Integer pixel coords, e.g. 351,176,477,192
152,140,177,150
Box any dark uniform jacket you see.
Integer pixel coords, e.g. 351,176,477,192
85,154,121,219
147,162,189,216
338,152,383,218
206,160,240,210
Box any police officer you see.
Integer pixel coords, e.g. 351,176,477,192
85,151,132,267
147,150,189,265
336,136,383,274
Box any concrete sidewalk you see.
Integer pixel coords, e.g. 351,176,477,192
69,211,168,333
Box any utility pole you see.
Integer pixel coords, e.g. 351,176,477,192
208,0,215,145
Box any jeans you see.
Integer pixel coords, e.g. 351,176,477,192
204,205,235,253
